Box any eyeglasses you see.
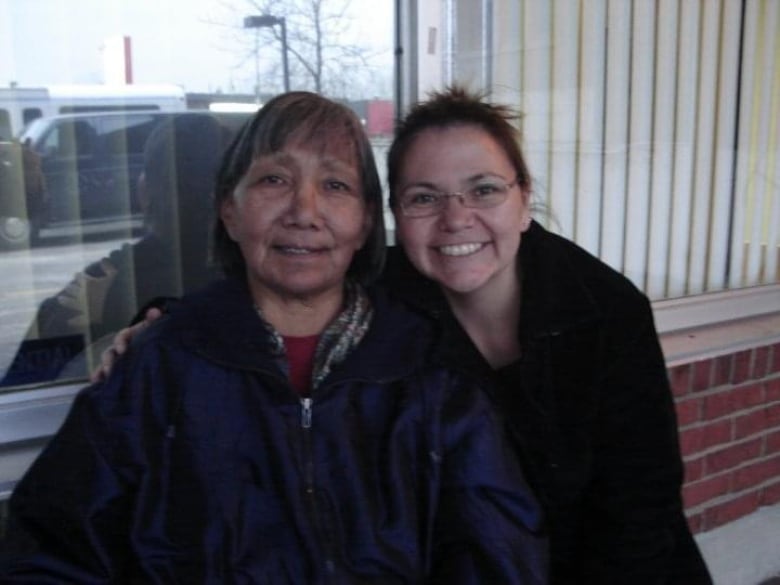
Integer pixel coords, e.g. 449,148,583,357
398,178,517,218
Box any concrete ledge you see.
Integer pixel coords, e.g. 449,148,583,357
696,503,780,585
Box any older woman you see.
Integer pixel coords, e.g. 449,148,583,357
385,86,711,584
0,92,546,584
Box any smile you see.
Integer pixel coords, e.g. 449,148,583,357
437,243,485,257
276,246,323,255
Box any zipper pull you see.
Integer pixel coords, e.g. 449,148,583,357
301,397,313,429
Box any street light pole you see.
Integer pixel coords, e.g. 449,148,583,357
243,15,290,94
278,17,290,93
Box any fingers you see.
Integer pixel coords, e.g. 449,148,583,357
90,345,117,384
89,326,132,383
144,306,163,324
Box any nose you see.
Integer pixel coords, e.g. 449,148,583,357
285,181,322,227
437,194,474,231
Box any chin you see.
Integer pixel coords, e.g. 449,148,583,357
436,273,490,296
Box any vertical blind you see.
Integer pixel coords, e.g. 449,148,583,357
445,0,780,301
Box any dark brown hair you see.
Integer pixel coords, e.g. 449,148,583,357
213,91,386,284
387,85,532,207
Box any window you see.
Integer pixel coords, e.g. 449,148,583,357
0,109,10,139
21,107,42,126
0,0,395,395
401,0,780,309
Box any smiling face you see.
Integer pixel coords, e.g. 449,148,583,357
394,124,531,298
220,136,371,308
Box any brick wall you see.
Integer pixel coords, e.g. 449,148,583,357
669,342,780,533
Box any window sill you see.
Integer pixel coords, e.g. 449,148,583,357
655,284,780,367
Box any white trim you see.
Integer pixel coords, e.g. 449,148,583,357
653,283,780,333
0,384,79,444
655,284,780,367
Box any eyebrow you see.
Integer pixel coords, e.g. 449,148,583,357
402,172,506,191
251,151,359,183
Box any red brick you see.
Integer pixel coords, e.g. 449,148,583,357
768,403,780,427
703,491,760,531
771,343,780,374
767,378,780,402
679,427,703,456
712,355,733,387
761,480,780,505
735,409,769,439
680,420,734,456
733,383,766,410
692,359,713,392
668,364,692,397
700,419,733,449
766,430,780,454
732,455,780,491
683,456,705,483
682,474,731,508
754,346,771,378
675,397,701,427
733,349,753,383
685,512,704,534
705,438,763,475
701,390,733,421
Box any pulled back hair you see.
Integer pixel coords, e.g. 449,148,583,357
213,91,386,284
387,85,532,208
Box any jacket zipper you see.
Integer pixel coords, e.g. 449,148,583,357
301,397,313,429
299,397,338,580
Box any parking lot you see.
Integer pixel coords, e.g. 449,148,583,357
0,234,133,381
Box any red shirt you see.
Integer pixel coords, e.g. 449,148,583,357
282,335,319,396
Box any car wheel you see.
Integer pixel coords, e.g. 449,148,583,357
0,216,31,249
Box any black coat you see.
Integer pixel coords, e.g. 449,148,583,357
383,220,712,585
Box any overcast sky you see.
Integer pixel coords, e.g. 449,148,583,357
1,0,394,96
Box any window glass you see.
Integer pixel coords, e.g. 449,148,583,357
0,109,11,139
407,0,780,302
22,108,42,126
0,0,394,393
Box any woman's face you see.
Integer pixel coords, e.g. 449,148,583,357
394,124,531,297
221,138,371,305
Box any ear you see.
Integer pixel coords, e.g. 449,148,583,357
220,195,240,241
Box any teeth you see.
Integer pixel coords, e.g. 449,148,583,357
438,243,483,257
280,247,314,255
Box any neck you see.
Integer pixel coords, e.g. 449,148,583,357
443,269,522,369
254,286,344,336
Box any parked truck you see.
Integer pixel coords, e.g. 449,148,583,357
0,83,186,139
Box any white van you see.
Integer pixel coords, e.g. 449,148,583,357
0,84,187,139
0,110,250,248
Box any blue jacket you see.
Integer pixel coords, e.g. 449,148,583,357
1,277,547,584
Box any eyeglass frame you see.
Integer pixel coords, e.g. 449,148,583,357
397,177,519,218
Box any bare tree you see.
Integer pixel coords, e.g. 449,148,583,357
211,0,378,98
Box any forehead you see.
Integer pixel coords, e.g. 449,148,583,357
401,124,512,174
260,126,360,169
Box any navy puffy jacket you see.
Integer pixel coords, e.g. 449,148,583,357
1,277,547,584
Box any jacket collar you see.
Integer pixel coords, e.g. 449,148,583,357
383,220,603,343
165,277,436,385
517,220,602,341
